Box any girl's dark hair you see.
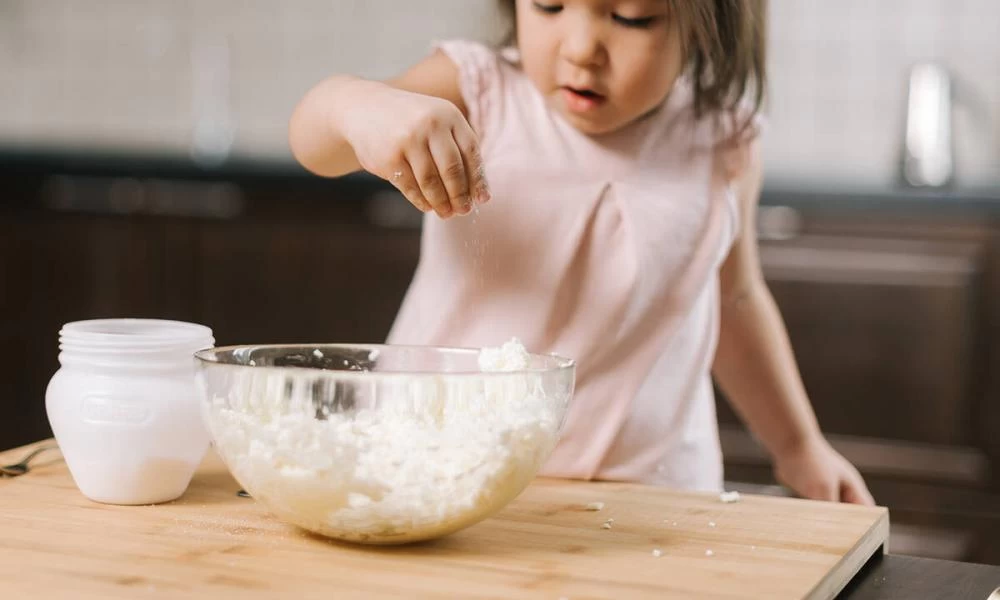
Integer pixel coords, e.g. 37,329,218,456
498,1,767,121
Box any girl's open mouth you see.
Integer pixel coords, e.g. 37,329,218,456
562,87,606,113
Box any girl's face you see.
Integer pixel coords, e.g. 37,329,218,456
515,0,683,135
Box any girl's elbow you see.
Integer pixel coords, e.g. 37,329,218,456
287,130,324,177
720,275,769,312
288,111,343,178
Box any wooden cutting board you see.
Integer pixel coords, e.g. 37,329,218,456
0,440,888,599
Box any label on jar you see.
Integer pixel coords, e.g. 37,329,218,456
81,395,151,425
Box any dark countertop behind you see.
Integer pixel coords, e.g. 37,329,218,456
841,553,999,599
3,146,1000,216
1,146,310,181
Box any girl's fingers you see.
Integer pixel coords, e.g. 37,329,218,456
429,133,472,215
452,124,490,205
842,471,875,506
386,163,431,212
407,144,452,218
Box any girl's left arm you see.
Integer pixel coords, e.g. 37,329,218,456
712,141,875,505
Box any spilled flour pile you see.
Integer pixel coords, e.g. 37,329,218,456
205,339,564,543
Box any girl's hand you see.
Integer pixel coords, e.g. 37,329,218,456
773,435,875,505
337,80,489,219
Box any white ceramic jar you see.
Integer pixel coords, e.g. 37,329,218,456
45,318,215,505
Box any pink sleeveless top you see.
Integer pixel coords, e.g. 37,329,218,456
388,40,758,491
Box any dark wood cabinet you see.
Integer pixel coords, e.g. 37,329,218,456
0,216,33,448
1,213,187,449
717,205,1000,565
726,233,987,445
0,169,420,451
195,219,419,346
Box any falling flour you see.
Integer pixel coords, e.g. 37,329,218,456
205,339,563,544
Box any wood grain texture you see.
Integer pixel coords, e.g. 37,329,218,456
0,441,888,600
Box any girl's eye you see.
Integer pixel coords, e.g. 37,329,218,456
612,14,659,29
532,2,563,15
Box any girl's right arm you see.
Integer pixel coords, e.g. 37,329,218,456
288,51,489,218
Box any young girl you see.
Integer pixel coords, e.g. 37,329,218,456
289,0,874,504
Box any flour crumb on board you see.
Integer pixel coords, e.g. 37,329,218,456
708,521,716,528
585,502,605,512
705,549,714,557
652,548,663,557
719,490,741,503
600,518,614,530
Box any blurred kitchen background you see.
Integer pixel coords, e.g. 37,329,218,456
2,0,999,565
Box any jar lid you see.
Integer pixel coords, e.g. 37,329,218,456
60,318,214,354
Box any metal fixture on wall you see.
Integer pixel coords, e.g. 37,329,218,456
900,62,954,189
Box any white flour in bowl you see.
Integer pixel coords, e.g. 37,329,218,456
205,339,563,544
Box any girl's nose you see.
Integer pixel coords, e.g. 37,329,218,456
560,17,606,68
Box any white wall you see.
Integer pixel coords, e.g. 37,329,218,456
1,0,997,186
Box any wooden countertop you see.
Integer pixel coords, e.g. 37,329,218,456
0,440,897,599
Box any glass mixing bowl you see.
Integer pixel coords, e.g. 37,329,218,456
195,344,575,544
